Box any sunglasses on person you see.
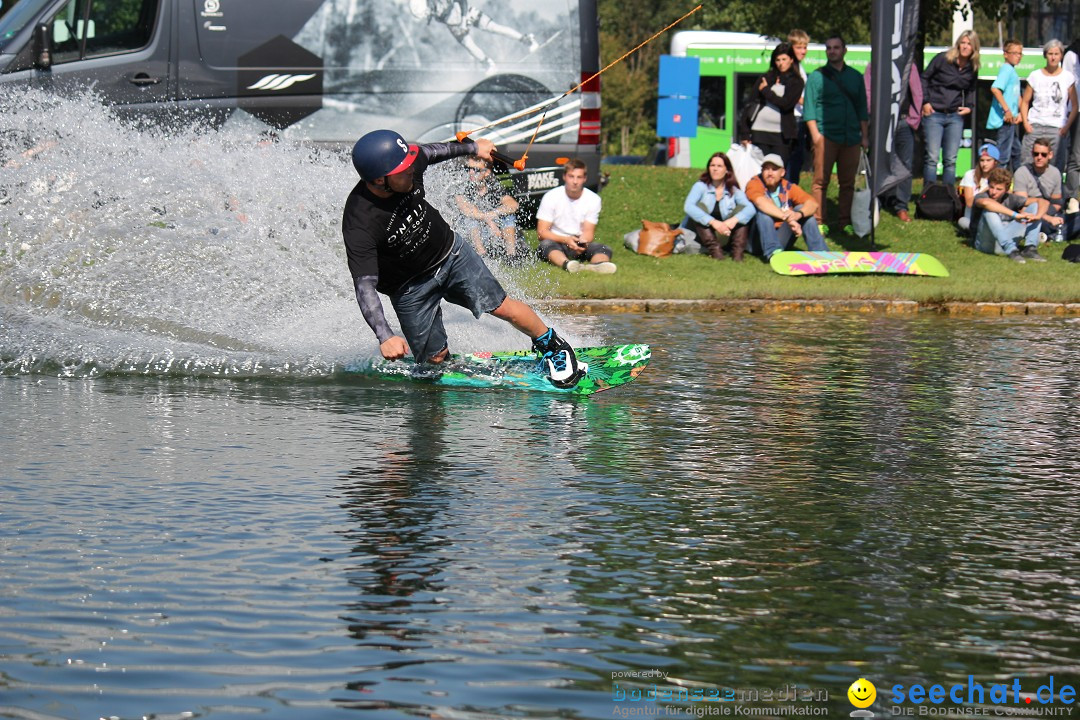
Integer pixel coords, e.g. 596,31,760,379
1033,151,1051,157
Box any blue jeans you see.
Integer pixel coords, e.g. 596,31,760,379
786,121,809,183
755,204,828,258
996,123,1022,171
922,111,965,186
888,122,915,213
1040,211,1080,241
974,203,1040,256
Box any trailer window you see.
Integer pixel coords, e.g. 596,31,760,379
49,0,157,63
698,75,725,129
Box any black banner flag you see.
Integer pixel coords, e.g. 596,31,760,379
870,0,920,198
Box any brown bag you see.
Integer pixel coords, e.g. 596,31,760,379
637,220,680,257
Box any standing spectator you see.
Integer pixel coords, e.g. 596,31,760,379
1059,38,1080,208
988,40,1024,171
680,151,755,261
920,30,980,188
971,167,1046,263
1019,39,1077,166
804,34,869,236
745,153,828,259
535,159,615,274
785,29,811,183
958,143,1000,232
740,43,804,164
864,61,923,222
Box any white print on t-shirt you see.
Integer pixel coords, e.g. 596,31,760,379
1027,69,1077,127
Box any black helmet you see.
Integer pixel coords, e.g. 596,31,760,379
351,129,419,182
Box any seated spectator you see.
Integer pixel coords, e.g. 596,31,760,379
958,143,1000,232
679,151,755,261
535,158,615,274
453,157,526,261
1012,136,1080,241
744,153,828,259
971,166,1047,262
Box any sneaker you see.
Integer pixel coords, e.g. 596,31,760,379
531,328,586,388
1021,245,1047,262
1007,250,1027,264
818,224,830,237
842,224,855,236
564,260,583,273
583,261,617,274
1068,198,1079,214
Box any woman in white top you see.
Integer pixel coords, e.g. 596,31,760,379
958,143,1000,232
1020,39,1078,165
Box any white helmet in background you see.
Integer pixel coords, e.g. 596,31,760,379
408,0,430,20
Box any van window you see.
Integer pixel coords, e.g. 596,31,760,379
49,0,157,64
1,0,53,51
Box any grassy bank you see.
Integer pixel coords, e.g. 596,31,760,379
516,164,1080,304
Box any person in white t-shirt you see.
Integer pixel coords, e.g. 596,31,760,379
1062,39,1080,207
958,143,999,232
1020,39,1078,164
535,159,615,274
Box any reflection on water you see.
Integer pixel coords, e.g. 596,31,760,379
3,313,1079,719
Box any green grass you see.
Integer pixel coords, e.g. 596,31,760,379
514,164,1080,304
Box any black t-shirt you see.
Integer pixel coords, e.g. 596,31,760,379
342,140,475,295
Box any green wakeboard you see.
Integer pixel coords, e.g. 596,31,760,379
770,250,950,277
346,343,651,396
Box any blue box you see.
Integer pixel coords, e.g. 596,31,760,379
657,97,698,138
658,55,700,99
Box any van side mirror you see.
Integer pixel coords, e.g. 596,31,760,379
33,23,52,69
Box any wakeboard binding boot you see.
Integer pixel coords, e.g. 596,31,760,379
532,328,587,389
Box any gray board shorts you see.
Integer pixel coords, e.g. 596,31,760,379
389,233,507,362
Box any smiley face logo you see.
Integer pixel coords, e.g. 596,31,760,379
848,678,877,708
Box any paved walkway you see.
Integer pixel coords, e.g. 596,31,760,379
543,298,1080,316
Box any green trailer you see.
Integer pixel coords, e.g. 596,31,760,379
665,31,1045,177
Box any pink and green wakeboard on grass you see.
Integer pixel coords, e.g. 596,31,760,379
770,251,949,277
347,344,651,396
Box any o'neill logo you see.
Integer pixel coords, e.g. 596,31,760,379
246,74,317,91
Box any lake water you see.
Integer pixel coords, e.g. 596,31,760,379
3,91,1080,720
5,312,1080,720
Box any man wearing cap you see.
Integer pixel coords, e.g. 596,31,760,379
342,130,584,388
745,153,829,259
1012,136,1080,244
958,143,1000,232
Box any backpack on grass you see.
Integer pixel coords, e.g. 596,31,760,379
916,182,962,221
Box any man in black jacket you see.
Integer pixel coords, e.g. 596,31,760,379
342,129,583,388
